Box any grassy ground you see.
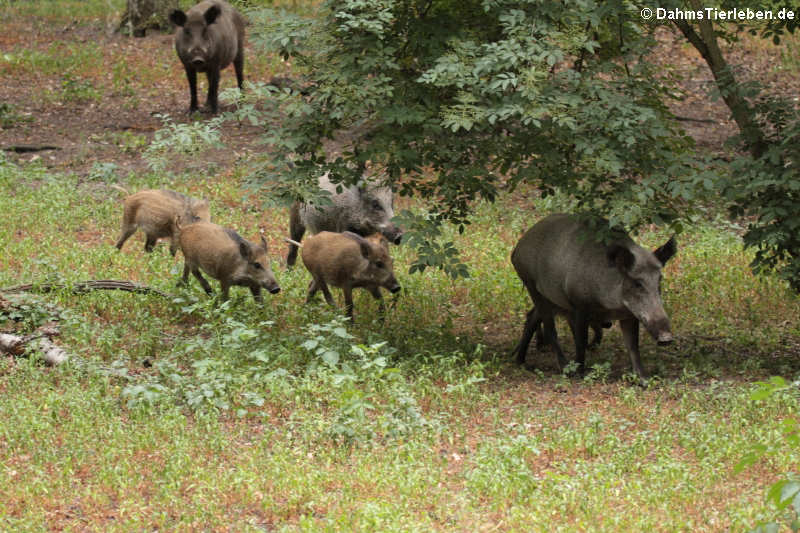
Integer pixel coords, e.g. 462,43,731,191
1,1,799,531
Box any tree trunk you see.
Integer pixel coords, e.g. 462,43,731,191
672,5,769,159
118,0,179,37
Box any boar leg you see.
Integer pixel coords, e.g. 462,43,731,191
286,204,305,267
588,322,604,348
218,280,232,302
307,278,335,307
191,268,214,296
368,287,386,322
249,286,263,303
571,310,590,375
144,234,158,253
541,312,568,371
513,307,541,366
185,67,199,113
342,286,355,320
620,318,647,381
234,50,244,91
115,226,136,250
206,69,221,114
179,263,191,287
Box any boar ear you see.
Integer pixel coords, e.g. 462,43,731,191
343,231,371,259
607,244,635,273
259,230,269,252
169,9,187,27
204,4,221,25
238,240,253,261
653,236,677,266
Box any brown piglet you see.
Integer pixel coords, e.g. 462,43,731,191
300,231,401,321
176,221,280,302
115,188,210,255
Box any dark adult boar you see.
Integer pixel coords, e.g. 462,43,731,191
300,231,401,322
286,172,403,267
177,221,280,302
511,213,676,380
115,188,210,255
170,0,245,114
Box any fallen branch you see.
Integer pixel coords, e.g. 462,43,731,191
0,326,68,365
1,279,172,299
2,145,61,153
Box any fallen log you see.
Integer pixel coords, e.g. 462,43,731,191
0,328,68,365
1,279,172,299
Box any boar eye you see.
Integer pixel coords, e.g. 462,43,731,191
375,261,385,269
372,200,383,211
253,262,264,270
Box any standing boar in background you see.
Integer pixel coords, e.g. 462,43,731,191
286,172,404,267
114,187,210,255
169,0,245,114
176,221,280,302
511,213,676,380
299,231,401,322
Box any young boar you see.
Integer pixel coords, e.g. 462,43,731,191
115,188,210,255
177,221,280,302
511,213,676,380
300,231,401,321
286,172,403,267
169,0,246,114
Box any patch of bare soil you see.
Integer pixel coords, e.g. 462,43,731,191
0,21,272,177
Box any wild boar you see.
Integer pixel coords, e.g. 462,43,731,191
177,221,280,302
286,172,403,267
115,188,210,255
299,231,401,321
511,213,676,380
169,0,245,114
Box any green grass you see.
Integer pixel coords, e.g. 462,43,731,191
0,148,799,530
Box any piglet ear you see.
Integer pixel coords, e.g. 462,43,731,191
169,10,187,27
343,231,371,259
607,243,635,273
653,236,677,266
238,240,252,261
204,4,221,25
259,229,269,252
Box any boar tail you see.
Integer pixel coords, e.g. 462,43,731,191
109,184,131,196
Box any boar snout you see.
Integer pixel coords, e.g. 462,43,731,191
380,223,403,245
656,331,674,346
268,285,281,294
388,282,401,293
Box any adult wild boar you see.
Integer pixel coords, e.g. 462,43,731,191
511,213,676,380
169,0,245,114
299,231,401,322
177,221,280,302
115,188,210,255
286,172,403,267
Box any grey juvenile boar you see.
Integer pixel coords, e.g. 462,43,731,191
300,231,401,321
511,213,676,380
286,172,403,267
177,221,280,302
115,188,210,255
170,0,245,114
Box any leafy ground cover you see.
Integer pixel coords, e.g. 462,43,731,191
0,1,799,531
